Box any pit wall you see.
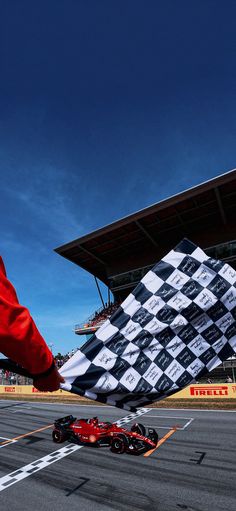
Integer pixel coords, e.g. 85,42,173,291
0,383,235,399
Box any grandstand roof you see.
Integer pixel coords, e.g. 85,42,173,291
55,169,236,287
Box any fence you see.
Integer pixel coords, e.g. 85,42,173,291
0,373,32,386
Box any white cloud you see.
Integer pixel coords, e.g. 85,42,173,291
2,166,85,243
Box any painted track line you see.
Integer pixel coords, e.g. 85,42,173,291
0,445,82,492
182,418,194,429
0,437,17,449
0,407,151,448
0,424,53,446
143,427,177,457
0,408,151,491
113,407,151,427
142,414,194,430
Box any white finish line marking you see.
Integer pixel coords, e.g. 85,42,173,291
10,405,32,414
0,408,150,492
0,437,17,449
142,415,194,430
0,445,82,491
113,407,151,426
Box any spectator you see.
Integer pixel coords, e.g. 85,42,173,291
10,373,16,385
0,256,64,391
225,375,233,383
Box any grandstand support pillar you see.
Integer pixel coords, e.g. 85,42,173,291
232,365,235,383
94,277,105,308
108,287,111,306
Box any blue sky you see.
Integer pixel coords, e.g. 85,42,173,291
0,1,236,354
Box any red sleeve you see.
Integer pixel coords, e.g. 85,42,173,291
0,256,53,375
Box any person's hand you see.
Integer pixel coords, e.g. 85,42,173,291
33,365,65,392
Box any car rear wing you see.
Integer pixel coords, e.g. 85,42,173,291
54,415,76,427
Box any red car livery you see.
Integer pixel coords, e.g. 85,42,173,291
52,415,158,455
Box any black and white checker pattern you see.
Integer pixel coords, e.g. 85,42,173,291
114,407,150,427
60,239,236,411
0,445,82,491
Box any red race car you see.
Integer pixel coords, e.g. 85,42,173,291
52,415,158,455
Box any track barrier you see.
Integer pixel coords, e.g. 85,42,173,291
0,383,235,398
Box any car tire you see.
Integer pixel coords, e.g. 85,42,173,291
131,422,146,436
52,429,68,443
110,435,127,454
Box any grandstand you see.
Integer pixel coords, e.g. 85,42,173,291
55,168,236,380
56,168,236,300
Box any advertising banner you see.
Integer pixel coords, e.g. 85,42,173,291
0,386,68,395
167,383,236,399
0,384,235,398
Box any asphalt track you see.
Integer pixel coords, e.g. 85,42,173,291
0,400,235,511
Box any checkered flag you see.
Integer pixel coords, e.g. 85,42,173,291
60,239,236,411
